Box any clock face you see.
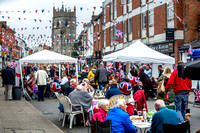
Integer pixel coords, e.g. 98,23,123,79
60,30,65,35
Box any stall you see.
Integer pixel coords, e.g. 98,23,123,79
103,40,175,77
19,50,78,88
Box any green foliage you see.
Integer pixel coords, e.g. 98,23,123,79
71,51,78,58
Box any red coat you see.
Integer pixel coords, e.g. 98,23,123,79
127,103,135,116
165,70,191,94
92,107,107,133
133,90,148,113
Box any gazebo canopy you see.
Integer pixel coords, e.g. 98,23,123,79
103,40,175,64
19,50,77,63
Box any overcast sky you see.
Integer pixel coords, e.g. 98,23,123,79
0,0,104,47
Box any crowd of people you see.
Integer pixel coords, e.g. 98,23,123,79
0,60,194,133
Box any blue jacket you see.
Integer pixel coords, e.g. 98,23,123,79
105,108,137,133
2,67,15,85
105,85,122,99
149,107,179,133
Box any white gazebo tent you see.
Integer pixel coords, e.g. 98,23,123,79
103,40,175,77
19,50,78,88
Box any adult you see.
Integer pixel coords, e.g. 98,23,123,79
105,79,122,99
157,67,174,105
88,65,98,89
63,78,77,96
148,100,179,133
94,63,108,91
144,64,152,78
60,73,69,93
80,70,87,81
82,78,94,93
130,67,138,77
2,64,15,100
115,70,121,82
50,66,55,78
133,85,148,113
165,61,191,123
105,99,137,133
157,65,163,79
25,64,33,76
92,99,109,133
139,69,153,100
68,85,93,112
35,65,48,101
27,72,37,98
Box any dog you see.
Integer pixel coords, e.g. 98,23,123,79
185,113,192,121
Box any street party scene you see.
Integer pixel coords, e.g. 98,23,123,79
0,0,200,133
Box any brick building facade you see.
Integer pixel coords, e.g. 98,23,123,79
0,21,20,66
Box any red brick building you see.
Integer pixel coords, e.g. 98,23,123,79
0,21,20,65
100,0,200,65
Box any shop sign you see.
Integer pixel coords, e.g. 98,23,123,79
149,42,174,53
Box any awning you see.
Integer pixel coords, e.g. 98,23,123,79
179,39,200,50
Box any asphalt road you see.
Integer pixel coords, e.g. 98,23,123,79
30,97,200,133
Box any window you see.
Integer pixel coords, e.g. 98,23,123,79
111,27,113,38
148,9,154,27
128,18,132,34
128,0,131,3
104,8,106,22
110,3,113,20
123,21,126,35
114,0,117,18
141,0,146,5
167,2,174,21
141,12,146,29
104,31,106,47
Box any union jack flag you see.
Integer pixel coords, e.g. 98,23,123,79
189,45,194,55
106,61,113,69
10,62,16,69
194,89,200,102
116,29,123,38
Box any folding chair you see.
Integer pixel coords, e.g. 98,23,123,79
163,121,190,133
96,118,111,133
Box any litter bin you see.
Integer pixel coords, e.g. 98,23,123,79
12,86,21,100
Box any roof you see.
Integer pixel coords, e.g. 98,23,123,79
179,39,200,50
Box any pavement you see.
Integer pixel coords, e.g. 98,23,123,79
0,87,64,133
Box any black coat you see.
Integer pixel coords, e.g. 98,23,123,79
94,66,108,84
2,67,15,85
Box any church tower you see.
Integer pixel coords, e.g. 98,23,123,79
52,3,76,56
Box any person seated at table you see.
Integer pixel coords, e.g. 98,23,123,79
68,85,93,112
148,99,179,133
82,78,94,93
60,73,69,93
133,82,148,114
105,99,137,133
63,78,77,96
92,99,109,133
105,79,122,99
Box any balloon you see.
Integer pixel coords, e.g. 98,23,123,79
119,82,132,94
129,76,138,87
50,82,61,92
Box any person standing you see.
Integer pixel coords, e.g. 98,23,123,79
35,66,48,101
165,61,191,123
88,65,98,90
144,64,152,78
50,66,55,78
2,64,15,100
157,65,164,79
94,63,108,91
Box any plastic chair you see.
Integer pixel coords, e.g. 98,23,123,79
96,118,111,133
109,94,129,109
57,95,85,129
163,121,190,133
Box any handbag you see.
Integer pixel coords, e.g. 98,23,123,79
157,80,165,94
90,78,95,83
33,85,38,93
